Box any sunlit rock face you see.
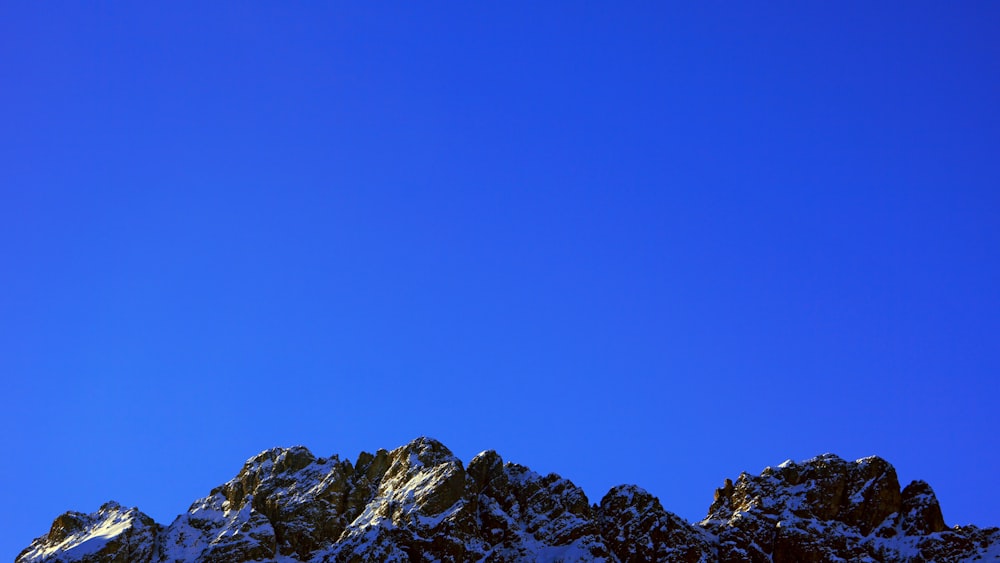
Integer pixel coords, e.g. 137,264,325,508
17,501,160,563
699,453,999,563
17,438,1000,563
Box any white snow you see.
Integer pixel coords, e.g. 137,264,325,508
18,504,148,563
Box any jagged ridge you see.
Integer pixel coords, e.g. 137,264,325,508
17,437,1000,562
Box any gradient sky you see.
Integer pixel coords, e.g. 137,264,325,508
3,3,999,560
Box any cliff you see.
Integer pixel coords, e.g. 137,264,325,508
17,437,1000,562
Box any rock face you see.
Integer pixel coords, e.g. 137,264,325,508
17,438,1000,563
698,453,999,563
17,501,160,563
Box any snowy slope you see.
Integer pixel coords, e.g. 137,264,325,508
17,438,1000,563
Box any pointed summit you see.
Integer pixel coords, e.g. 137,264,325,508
17,439,1000,563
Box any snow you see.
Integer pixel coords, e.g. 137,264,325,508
408,452,424,468
533,541,609,562
19,441,1000,563
18,504,148,563
37,513,131,558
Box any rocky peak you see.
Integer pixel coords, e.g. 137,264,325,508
699,452,999,563
18,500,159,563
897,480,947,535
706,453,901,533
597,485,713,563
467,449,506,495
17,439,1000,563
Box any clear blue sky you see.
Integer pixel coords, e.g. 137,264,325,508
3,3,998,560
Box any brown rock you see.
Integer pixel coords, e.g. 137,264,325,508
893,479,946,538
598,485,714,563
16,441,1000,563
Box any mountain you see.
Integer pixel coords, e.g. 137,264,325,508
16,437,1000,562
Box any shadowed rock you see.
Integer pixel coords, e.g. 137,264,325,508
17,440,1000,563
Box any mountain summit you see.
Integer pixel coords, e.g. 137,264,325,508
17,437,1000,562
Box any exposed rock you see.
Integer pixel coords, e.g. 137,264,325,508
898,480,947,535
597,485,714,562
16,439,1000,562
701,453,999,563
18,501,159,563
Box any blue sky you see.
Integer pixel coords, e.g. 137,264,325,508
3,2,999,560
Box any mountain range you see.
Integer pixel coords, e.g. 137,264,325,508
17,437,1000,562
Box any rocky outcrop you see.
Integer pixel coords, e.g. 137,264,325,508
17,438,1000,562
17,501,160,563
699,453,999,562
597,485,714,562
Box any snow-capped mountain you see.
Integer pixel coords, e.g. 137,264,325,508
17,437,1000,562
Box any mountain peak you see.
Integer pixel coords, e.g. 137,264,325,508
18,500,159,563
17,437,1000,562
